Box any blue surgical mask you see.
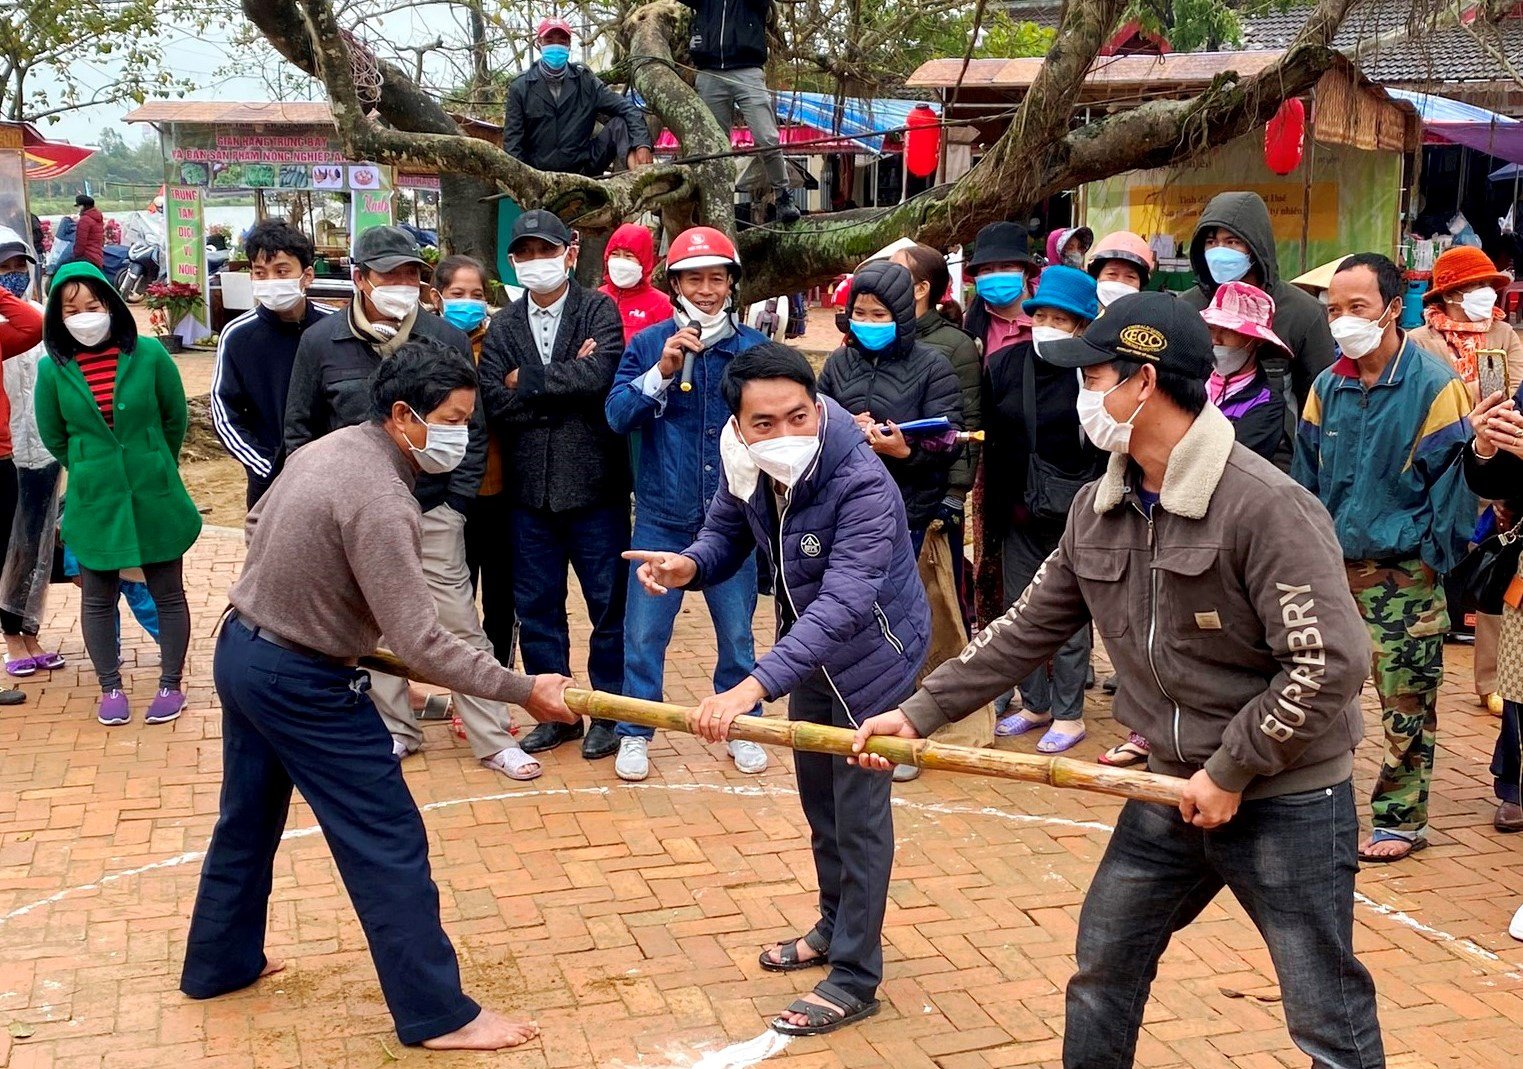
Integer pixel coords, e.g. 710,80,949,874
0,272,28,298
541,44,571,70
850,319,898,351
1204,246,1252,284
974,271,1025,308
442,298,488,332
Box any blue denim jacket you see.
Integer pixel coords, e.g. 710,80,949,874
605,319,770,531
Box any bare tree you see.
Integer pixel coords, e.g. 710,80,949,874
243,0,1374,294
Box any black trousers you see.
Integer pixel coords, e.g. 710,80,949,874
80,558,189,691
789,669,898,1004
181,617,480,1045
463,492,517,668
0,458,23,636
245,471,275,512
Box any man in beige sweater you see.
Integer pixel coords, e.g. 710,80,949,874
181,340,575,1052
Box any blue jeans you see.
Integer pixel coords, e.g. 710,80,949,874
1065,780,1383,1068
509,504,628,694
1494,699,1522,805
183,618,479,1045
618,516,758,739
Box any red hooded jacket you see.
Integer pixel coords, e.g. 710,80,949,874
599,223,673,344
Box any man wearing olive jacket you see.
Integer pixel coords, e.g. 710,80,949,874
852,292,1383,1069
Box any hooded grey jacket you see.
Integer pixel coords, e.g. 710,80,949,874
1180,192,1336,470
900,405,1371,801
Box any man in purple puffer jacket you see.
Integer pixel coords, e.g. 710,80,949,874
625,343,928,1038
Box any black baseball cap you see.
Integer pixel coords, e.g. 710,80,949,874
352,225,427,272
0,237,36,266
508,209,573,253
1040,290,1213,380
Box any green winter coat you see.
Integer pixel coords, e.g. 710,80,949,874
36,261,201,571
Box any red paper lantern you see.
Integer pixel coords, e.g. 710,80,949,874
1264,98,1306,176
904,104,941,179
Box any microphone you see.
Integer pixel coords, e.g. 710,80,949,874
679,350,697,393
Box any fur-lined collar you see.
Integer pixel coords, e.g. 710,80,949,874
1091,403,1236,520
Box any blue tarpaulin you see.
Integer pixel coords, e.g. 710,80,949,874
770,92,938,154
1384,87,1523,165
637,90,937,155
1385,87,1517,126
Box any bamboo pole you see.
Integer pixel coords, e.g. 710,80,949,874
359,651,1186,806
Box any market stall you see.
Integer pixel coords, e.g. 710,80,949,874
123,101,442,333
906,54,1419,282
0,119,96,280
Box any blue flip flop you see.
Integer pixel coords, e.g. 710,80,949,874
1036,727,1087,754
995,711,1052,737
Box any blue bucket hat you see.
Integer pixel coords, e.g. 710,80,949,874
1022,264,1099,322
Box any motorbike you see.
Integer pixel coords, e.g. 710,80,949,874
115,242,161,303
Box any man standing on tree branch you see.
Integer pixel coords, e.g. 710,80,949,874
503,17,654,177
852,293,1384,1068
683,0,801,224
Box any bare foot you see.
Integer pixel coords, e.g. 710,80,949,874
421,1008,539,1051
774,990,841,1029
259,958,285,979
762,937,823,968
1358,836,1418,861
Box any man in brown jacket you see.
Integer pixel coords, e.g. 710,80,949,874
852,292,1384,1068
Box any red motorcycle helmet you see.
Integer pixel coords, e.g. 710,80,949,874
666,226,741,280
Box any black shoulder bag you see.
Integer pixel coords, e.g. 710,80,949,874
1453,517,1523,616
1021,351,1092,522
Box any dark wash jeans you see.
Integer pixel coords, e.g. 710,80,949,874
1065,779,1384,1069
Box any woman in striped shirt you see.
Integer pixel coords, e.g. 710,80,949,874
37,261,201,728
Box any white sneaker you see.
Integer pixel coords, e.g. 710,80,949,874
1511,903,1523,942
615,737,650,781
391,738,414,760
728,739,768,774
892,763,921,782
482,746,542,781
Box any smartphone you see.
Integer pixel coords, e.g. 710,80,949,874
1477,348,1510,402
418,694,453,721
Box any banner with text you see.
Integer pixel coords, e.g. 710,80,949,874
167,186,205,290
351,190,395,238
1083,132,1402,279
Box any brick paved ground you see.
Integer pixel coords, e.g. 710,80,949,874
1,527,1521,1069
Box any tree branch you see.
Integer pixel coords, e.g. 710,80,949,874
1059,0,1359,183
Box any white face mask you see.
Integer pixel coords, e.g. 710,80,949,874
63,311,112,348
513,254,568,295
1030,324,1072,359
1076,379,1145,455
747,431,821,489
252,277,305,313
1459,288,1497,324
1328,306,1391,361
677,295,733,346
1211,343,1253,377
405,407,470,475
1095,280,1139,308
607,257,644,290
368,283,420,321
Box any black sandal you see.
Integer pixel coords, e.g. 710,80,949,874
758,926,829,972
770,981,880,1036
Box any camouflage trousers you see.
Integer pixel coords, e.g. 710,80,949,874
1347,559,1448,836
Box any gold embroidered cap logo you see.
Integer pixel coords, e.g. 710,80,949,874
1117,324,1167,359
